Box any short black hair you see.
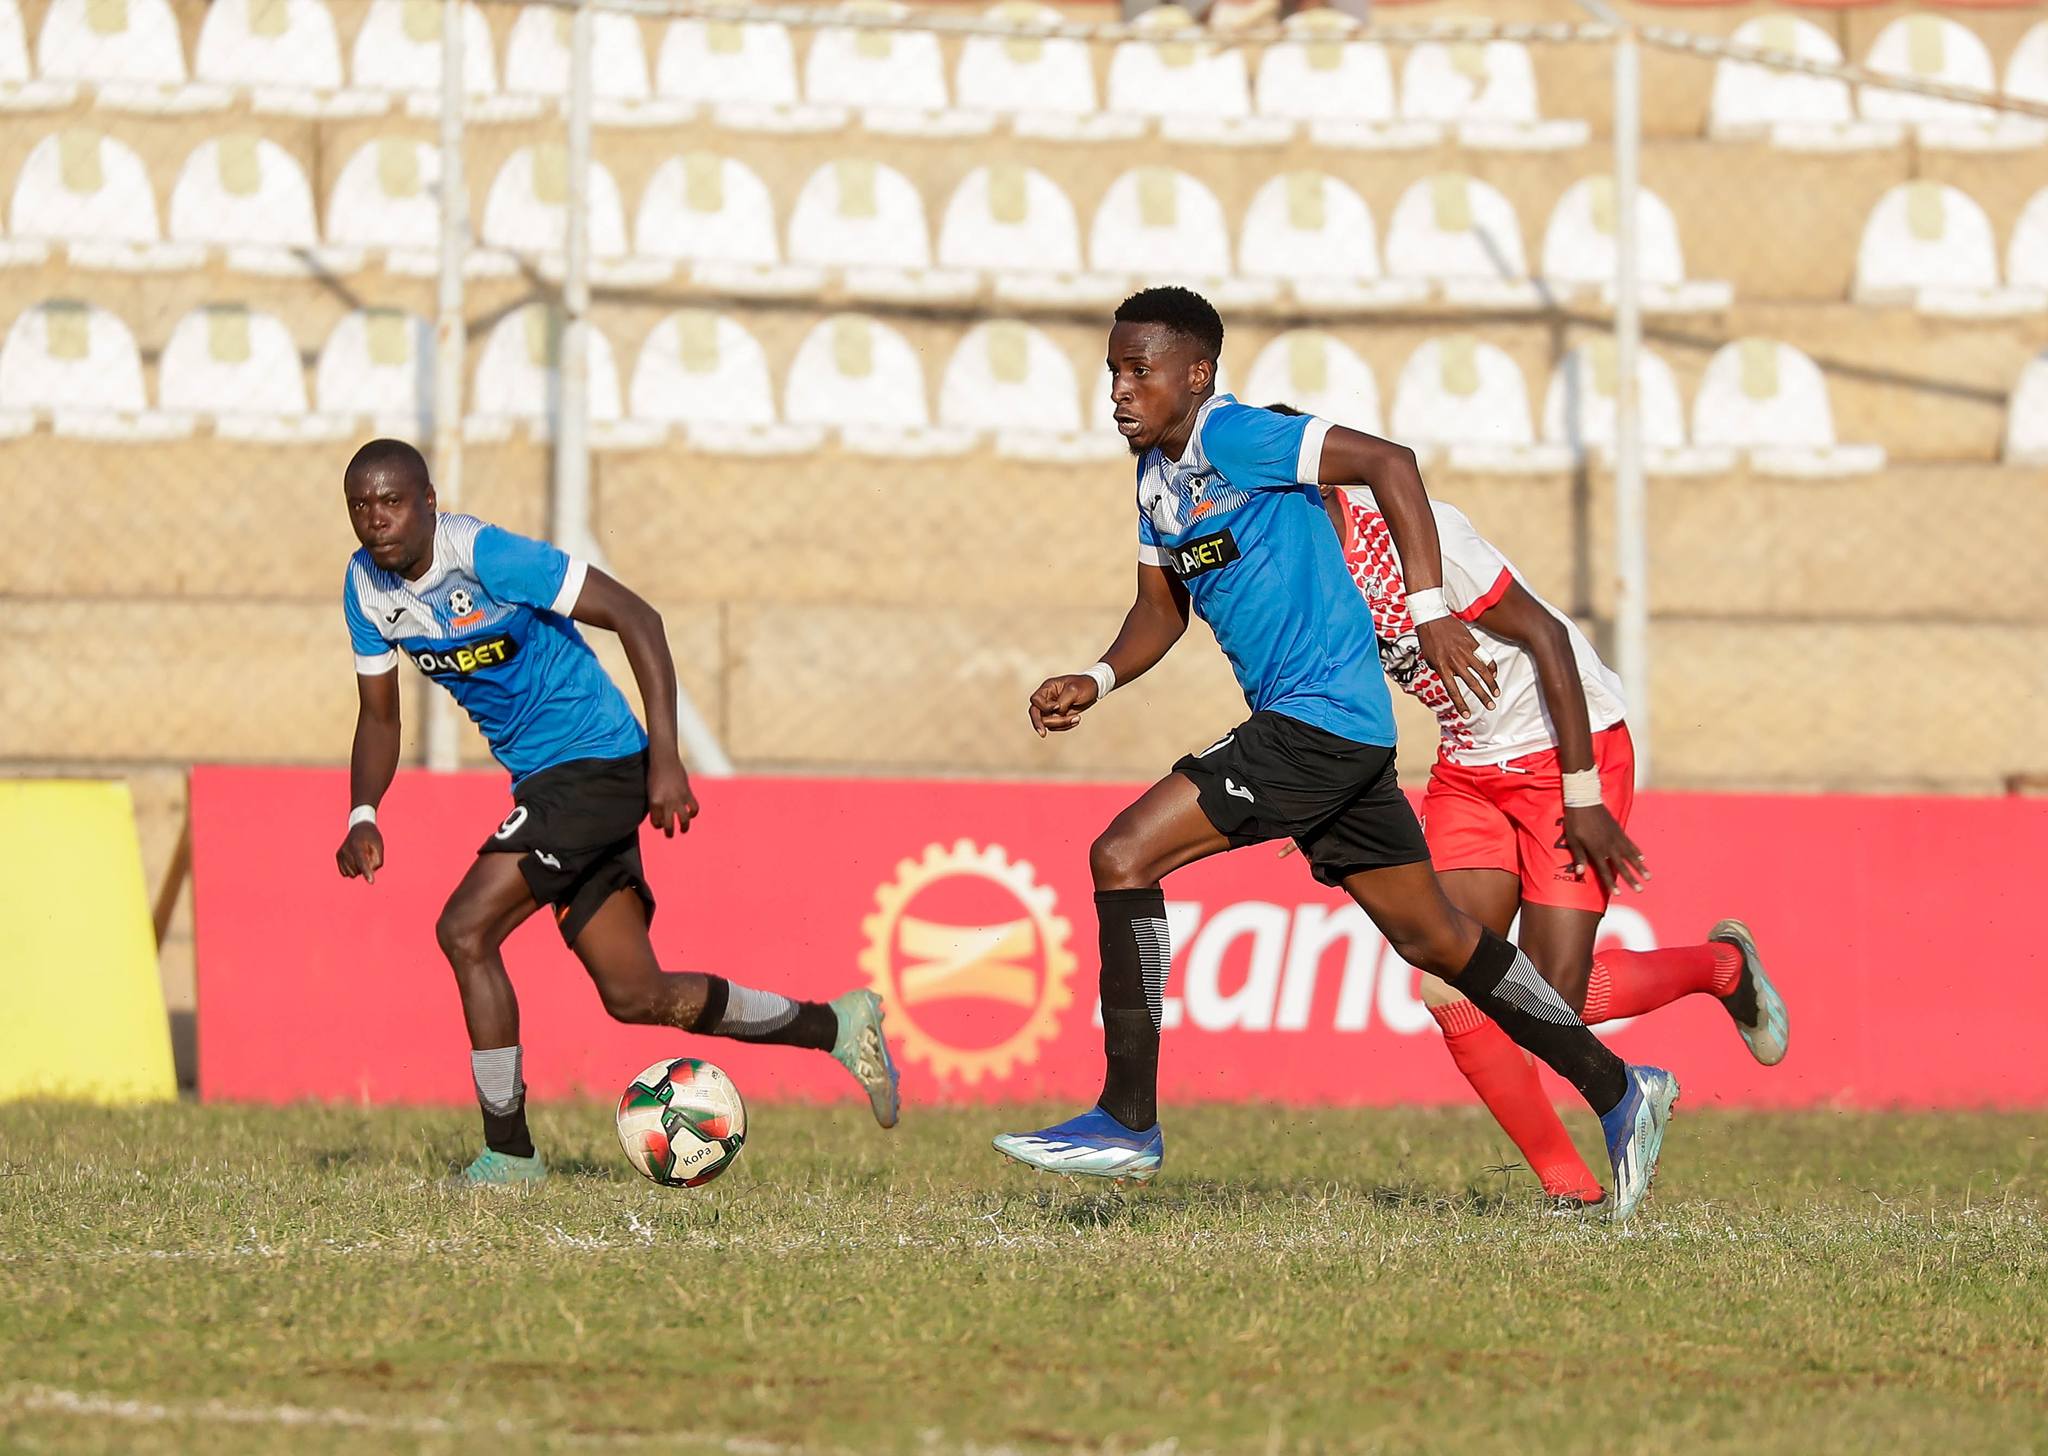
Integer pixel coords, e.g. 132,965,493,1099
1114,286,1224,361
346,437,429,491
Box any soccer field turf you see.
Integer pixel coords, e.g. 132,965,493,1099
2,1102,2044,1455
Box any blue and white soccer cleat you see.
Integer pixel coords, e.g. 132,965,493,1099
1600,1065,1679,1223
1709,918,1790,1067
455,1148,548,1187
992,1107,1164,1183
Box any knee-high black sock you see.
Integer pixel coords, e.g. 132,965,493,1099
1453,928,1628,1115
1095,888,1170,1132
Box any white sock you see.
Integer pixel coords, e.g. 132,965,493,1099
717,984,799,1037
470,1045,524,1116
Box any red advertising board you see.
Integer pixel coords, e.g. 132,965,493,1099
192,767,2048,1109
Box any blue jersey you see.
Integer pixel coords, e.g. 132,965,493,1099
342,514,647,784
1136,395,1395,746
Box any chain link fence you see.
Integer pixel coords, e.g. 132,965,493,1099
3,0,2046,1036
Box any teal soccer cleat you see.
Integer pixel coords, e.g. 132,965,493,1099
830,989,901,1128
456,1148,548,1187
1710,919,1790,1066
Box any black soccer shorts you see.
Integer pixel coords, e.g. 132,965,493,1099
479,751,656,944
1173,711,1430,887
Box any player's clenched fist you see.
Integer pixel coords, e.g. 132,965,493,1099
1029,674,1101,736
336,822,385,884
646,750,699,838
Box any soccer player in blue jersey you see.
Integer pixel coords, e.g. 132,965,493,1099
333,439,898,1185
992,289,1679,1219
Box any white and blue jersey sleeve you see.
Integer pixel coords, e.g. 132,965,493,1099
1199,400,1331,493
343,573,398,675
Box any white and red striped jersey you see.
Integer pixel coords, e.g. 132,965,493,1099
1337,489,1627,766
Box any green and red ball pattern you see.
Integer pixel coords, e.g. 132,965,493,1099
615,1057,747,1188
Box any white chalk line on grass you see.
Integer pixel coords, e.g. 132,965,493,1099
2,1385,818,1453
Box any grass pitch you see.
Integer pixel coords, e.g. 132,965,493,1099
2,1101,2044,1455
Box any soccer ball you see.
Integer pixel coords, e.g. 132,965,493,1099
615,1057,747,1187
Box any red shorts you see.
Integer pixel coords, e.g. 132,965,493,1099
1419,724,1636,914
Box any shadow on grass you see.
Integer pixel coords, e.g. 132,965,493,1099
1015,1170,1543,1227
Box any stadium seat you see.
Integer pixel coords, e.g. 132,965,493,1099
1708,17,1894,148
313,307,436,434
634,152,813,294
323,137,448,274
1540,340,1719,474
1243,330,1382,435
1237,171,1425,309
805,0,977,135
503,6,667,122
1382,173,1536,308
630,308,776,429
2007,187,2048,291
1089,167,1231,282
656,18,839,132
479,144,662,285
785,314,947,452
936,164,1083,276
350,0,529,119
1854,181,2040,316
35,0,221,110
8,129,200,270
193,0,379,117
2007,21,2048,105
2006,350,2048,463
787,158,969,302
0,0,78,111
166,135,333,274
1859,15,1999,131
1390,335,1560,472
1398,37,1585,149
1538,176,1732,313
0,299,186,438
470,303,623,436
1252,10,1395,127
1106,6,1275,145
954,2,1109,137
938,319,1082,435
158,303,341,441
1691,337,1885,476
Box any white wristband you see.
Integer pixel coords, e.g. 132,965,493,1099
1083,661,1116,699
349,804,378,829
1561,769,1604,809
1406,588,1450,626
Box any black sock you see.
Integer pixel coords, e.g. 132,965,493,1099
687,975,837,1052
481,1103,534,1159
1454,928,1628,1115
1095,888,1170,1132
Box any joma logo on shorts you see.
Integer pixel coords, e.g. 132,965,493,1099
1169,530,1240,580
414,634,518,676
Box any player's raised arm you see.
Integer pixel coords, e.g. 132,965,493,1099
568,568,699,838
337,665,400,884
1029,562,1190,737
1316,426,1498,715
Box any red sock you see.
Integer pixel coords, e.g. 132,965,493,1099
1431,999,1602,1202
1582,943,1742,1024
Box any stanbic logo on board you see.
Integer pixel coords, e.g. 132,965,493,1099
1106,900,1657,1034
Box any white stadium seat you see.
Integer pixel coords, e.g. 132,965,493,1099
1709,17,1886,148
1243,330,1381,435
787,158,929,270
193,0,371,114
805,0,955,129
1854,181,2038,316
1860,15,1998,128
2006,351,2048,463
936,164,1082,275
1383,173,1534,306
158,304,323,437
654,18,800,111
785,314,928,430
472,303,623,430
1235,170,1421,312
955,3,1099,125
938,319,1081,433
2007,188,2048,292
480,144,631,265
1539,176,1731,312
2008,22,2048,105
324,137,439,268
0,299,143,410
36,0,204,109
631,309,776,427
350,0,497,101
1390,335,1534,456
167,135,324,266
8,129,198,269
1692,338,1884,476
1253,10,1395,125
0,0,76,112
1400,37,1583,147
503,6,650,104
634,152,782,269
314,308,436,431
1541,340,1694,460
1106,6,1252,124
1089,167,1231,280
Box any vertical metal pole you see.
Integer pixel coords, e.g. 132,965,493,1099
552,0,593,553
425,0,468,774
1611,26,1651,785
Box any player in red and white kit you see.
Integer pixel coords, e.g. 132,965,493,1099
1324,481,1791,1207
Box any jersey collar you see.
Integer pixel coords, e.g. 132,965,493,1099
1159,393,1232,471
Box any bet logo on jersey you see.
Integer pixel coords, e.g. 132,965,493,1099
413,634,519,677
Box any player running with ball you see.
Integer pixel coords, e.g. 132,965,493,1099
993,289,1680,1220
333,440,898,1185
1316,460,1790,1209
